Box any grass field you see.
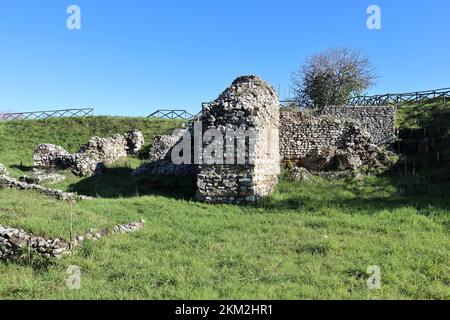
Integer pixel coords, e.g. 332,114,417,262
396,101,450,129
0,116,449,299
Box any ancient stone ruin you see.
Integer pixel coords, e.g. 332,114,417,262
135,75,396,204
195,76,280,203
124,129,145,154
148,129,188,162
33,129,145,177
279,109,395,171
0,163,9,176
0,220,145,260
0,170,92,201
19,173,66,185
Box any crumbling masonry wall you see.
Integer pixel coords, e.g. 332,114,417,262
33,129,145,177
196,76,280,204
279,108,395,171
316,106,395,145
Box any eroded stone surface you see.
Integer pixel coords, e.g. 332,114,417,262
196,75,280,204
280,109,394,172
148,129,187,162
0,220,145,261
33,130,145,177
0,174,92,201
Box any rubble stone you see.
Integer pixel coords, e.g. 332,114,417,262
196,75,280,204
0,220,145,261
279,109,395,172
124,129,145,154
0,163,8,176
0,174,92,201
19,172,66,185
33,130,145,177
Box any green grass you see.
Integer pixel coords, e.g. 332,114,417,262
0,116,449,299
396,101,450,129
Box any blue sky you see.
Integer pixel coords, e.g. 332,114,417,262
0,0,449,116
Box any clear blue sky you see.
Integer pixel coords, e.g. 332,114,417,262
0,0,449,116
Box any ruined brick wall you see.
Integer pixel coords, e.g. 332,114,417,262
316,106,396,145
196,76,280,204
279,108,394,171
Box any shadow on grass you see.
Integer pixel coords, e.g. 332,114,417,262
9,163,34,172
260,167,450,216
69,167,196,200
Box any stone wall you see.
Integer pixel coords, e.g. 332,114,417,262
148,129,188,162
33,129,144,177
134,128,197,177
280,109,394,171
316,106,396,145
124,129,145,154
196,75,280,204
0,220,145,260
33,144,73,171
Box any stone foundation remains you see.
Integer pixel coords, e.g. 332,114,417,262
0,174,92,201
19,173,66,185
0,220,145,261
33,129,145,177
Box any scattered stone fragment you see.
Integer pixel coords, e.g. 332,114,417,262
291,167,311,182
0,174,91,201
19,172,66,185
124,129,145,154
33,129,145,177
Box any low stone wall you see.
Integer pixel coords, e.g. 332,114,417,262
33,144,73,171
33,129,145,177
316,106,396,145
134,128,197,176
78,134,128,163
0,220,145,260
148,129,187,162
0,174,92,201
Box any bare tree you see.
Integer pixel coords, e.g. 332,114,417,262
291,47,377,109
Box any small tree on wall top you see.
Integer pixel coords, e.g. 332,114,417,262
291,47,377,109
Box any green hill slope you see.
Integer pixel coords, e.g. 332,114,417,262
0,116,182,177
